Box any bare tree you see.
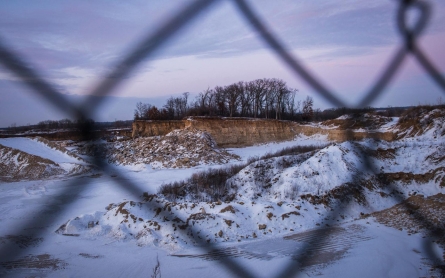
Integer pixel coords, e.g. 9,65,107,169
134,102,152,120
250,79,267,118
272,78,288,120
302,96,314,121
225,84,240,117
214,86,226,116
284,89,298,119
134,78,299,120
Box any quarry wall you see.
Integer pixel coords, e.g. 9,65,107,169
132,120,185,137
132,118,396,147
292,125,396,142
185,118,297,147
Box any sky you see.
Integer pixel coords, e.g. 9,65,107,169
0,0,444,127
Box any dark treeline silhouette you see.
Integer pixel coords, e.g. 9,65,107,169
36,118,95,130
134,77,414,122
3,119,133,134
135,78,304,121
311,106,408,122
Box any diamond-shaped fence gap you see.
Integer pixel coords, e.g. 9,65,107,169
82,0,221,112
413,47,445,92
232,0,345,108
0,40,85,120
0,179,94,262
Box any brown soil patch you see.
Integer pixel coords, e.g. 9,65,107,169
0,253,67,270
220,205,236,213
378,168,445,188
367,148,396,160
371,193,445,263
395,106,445,138
371,193,445,237
322,114,391,130
301,167,445,207
0,235,43,249
79,253,103,259
301,182,368,206
178,213,215,230
281,211,300,220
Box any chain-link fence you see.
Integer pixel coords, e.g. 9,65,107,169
1,0,445,276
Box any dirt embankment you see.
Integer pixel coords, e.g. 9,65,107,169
293,125,396,142
185,118,298,147
133,117,395,147
132,120,185,138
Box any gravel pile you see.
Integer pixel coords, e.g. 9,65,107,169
77,128,239,168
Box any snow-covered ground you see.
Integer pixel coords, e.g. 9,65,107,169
1,111,445,277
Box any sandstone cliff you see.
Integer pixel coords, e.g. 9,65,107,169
132,117,396,147
132,120,185,137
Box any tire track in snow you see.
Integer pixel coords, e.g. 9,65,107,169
173,224,373,268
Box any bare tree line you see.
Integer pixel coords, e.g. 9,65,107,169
134,78,317,121
134,77,419,123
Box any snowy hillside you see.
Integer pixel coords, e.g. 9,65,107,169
1,107,445,277
57,137,444,251
0,137,91,181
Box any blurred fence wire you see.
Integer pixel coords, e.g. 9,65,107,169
1,0,445,277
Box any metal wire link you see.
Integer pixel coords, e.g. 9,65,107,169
0,0,445,277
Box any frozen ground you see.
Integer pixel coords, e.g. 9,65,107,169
1,111,445,277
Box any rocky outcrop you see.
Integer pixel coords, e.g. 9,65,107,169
132,117,396,147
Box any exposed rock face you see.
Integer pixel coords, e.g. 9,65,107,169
132,120,185,138
292,125,396,142
132,117,396,147
185,118,297,147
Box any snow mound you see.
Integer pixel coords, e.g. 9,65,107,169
0,143,90,181
394,107,445,139
228,142,372,201
77,127,239,169
60,137,445,249
0,137,86,164
56,195,336,251
229,140,445,203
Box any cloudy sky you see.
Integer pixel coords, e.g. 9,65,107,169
1,0,444,127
